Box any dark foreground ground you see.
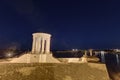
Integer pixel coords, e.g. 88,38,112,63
0,63,109,80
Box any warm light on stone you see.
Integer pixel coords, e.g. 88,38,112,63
32,33,51,53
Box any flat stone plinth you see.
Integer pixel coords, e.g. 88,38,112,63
0,63,109,80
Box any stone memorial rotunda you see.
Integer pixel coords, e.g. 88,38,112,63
32,33,51,53
10,33,60,63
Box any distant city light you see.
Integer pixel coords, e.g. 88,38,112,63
72,49,78,51
5,52,15,58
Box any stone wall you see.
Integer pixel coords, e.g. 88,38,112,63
0,63,110,80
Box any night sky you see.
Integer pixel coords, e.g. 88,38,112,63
0,0,120,50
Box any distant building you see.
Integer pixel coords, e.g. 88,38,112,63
113,49,120,52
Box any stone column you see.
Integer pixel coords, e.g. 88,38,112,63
41,38,45,53
37,37,41,53
35,37,39,53
39,38,42,52
32,37,36,53
45,38,50,53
